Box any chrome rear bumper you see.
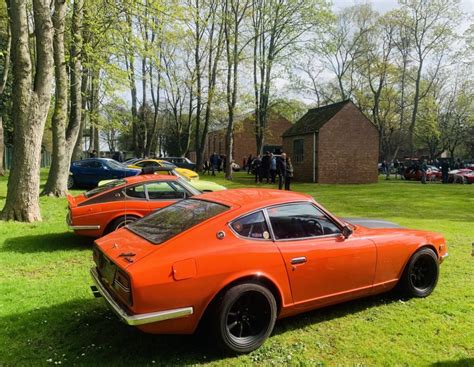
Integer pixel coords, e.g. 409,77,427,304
90,268,193,326
70,225,101,230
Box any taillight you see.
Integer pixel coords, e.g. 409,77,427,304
114,269,132,305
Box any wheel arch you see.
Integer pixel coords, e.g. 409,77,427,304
104,212,142,234
398,243,439,280
195,273,284,332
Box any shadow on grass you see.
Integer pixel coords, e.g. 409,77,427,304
0,298,222,365
431,359,474,366
273,291,402,337
2,232,94,253
0,291,409,365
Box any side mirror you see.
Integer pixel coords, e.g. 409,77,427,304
342,226,353,239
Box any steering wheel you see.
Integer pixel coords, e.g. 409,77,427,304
307,219,324,236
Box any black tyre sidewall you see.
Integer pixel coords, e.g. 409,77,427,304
402,248,439,297
109,216,138,233
214,283,277,354
67,176,74,189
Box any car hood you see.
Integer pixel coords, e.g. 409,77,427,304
190,180,227,192
176,167,199,179
342,217,403,229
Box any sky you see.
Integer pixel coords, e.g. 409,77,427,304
332,0,474,14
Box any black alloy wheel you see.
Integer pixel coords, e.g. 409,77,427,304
213,283,277,354
401,247,439,297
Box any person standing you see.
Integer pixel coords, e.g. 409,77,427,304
270,153,277,183
252,155,262,183
247,154,253,174
210,152,218,176
285,156,294,191
421,159,428,184
261,151,271,183
277,153,287,190
441,160,450,184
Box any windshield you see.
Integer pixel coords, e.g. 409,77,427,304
84,179,126,198
159,161,177,168
128,199,229,244
107,160,128,170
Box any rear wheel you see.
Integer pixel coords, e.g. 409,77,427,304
106,215,139,234
400,248,439,298
212,283,277,354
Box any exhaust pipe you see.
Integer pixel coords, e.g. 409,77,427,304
90,285,102,298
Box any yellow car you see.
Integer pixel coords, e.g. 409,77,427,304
128,159,199,181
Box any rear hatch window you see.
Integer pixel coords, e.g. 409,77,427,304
84,179,126,198
127,199,229,244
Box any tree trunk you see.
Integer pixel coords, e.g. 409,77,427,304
43,0,70,197
1,0,54,222
0,21,11,176
72,67,88,161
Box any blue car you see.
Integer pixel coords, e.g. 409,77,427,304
68,158,141,189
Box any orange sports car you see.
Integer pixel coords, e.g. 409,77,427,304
90,189,448,353
67,175,201,238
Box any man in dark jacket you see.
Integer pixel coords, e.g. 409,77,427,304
441,160,450,184
277,153,287,190
210,152,218,176
260,151,271,183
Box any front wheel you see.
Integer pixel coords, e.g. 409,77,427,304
212,283,277,354
400,247,439,298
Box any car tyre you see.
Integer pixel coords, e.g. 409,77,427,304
67,176,74,189
107,215,139,233
400,247,439,298
212,283,277,354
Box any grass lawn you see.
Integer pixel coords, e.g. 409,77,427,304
0,170,473,366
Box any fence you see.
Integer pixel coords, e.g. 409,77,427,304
2,146,52,170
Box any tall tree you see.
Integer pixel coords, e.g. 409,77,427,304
0,18,10,176
43,0,83,196
1,0,54,221
252,0,331,155
223,0,250,180
399,0,460,154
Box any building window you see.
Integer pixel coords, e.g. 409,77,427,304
293,139,304,163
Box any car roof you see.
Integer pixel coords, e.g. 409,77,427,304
122,174,179,184
196,188,313,209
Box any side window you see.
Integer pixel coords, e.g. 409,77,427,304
125,184,146,199
267,203,340,240
231,211,271,240
146,182,185,200
91,161,103,168
169,182,191,197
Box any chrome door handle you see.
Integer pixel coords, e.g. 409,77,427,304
291,256,307,265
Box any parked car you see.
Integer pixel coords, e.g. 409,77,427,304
67,175,201,238
160,157,196,170
448,168,474,184
90,188,447,354
404,165,441,181
69,158,141,189
99,166,227,192
123,157,140,165
128,159,199,181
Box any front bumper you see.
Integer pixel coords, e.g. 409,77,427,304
90,268,193,326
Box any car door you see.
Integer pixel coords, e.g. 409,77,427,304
267,203,376,308
80,160,106,186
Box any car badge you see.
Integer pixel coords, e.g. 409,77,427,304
112,243,118,249
216,230,226,240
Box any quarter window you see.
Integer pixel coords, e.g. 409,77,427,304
146,182,186,200
231,211,271,240
125,184,146,199
267,203,340,240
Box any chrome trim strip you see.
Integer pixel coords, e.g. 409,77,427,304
441,252,449,259
90,268,193,326
70,225,101,230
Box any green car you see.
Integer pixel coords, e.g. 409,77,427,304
98,166,226,192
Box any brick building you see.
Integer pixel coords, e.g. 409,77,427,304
282,100,379,184
197,112,292,166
